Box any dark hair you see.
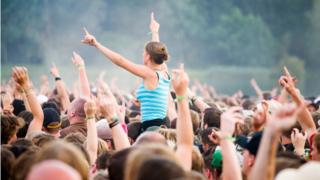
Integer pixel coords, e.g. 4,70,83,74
203,108,221,128
17,111,33,138
1,147,15,180
145,42,169,64
11,138,34,148
200,128,215,147
108,148,135,180
96,151,113,170
1,115,23,144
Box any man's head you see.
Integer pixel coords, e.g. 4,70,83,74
237,132,263,176
1,115,23,144
67,98,86,124
27,160,81,180
43,108,61,135
134,131,167,146
203,107,222,128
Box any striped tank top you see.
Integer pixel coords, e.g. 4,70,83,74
136,71,171,122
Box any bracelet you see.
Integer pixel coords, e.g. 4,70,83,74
85,116,95,121
109,119,120,128
55,77,61,81
23,87,33,95
176,95,185,102
76,64,85,70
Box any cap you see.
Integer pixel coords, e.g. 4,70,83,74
43,108,61,129
236,132,263,156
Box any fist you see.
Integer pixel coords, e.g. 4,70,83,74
12,66,30,88
71,52,85,67
84,99,97,117
50,63,60,77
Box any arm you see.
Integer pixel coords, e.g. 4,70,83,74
187,88,210,113
50,64,70,112
82,28,153,79
99,96,130,150
279,67,316,133
172,64,193,170
251,78,263,100
84,99,98,165
249,103,301,180
72,52,91,99
218,107,244,180
150,12,160,42
12,67,44,138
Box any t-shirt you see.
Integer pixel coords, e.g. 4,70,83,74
60,122,87,138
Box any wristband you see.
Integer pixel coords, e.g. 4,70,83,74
76,64,85,70
85,116,95,121
108,115,120,128
55,77,62,81
176,95,185,102
23,87,33,95
109,120,120,128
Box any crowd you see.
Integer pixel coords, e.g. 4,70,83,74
1,13,320,180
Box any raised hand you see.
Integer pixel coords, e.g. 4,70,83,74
150,12,160,33
291,128,307,155
84,98,97,118
220,107,244,135
50,63,60,78
279,67,298,95
71,52,85,68
172,64,189,96
266,103,302,131
12,66,31,89
208,128,222,144
98,96,117,121
81,27,97,46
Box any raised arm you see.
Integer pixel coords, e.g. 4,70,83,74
81,28,153,79
249,103,301,180
99,96,130,150
172,64,193,170
71,52,91,99
50,63,70,112
84,98,98,165
279,67,316,133
217,107,244,180
12,66,44,138
187,88,210,113
250,78,263,100
150,12,160,42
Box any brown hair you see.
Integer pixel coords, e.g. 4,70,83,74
34,140,89,180
64,132,86,144
32,133,55,147
1,115,23,144
11,148,38,180
314,133,320,152
145,42,169,64
125,144,185,180
192,147,205,173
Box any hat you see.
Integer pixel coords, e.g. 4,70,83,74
236,132,263,156
12,99,26,116
211,146,222,169
43,108,61,129
275,162,320,180
96,119,112,140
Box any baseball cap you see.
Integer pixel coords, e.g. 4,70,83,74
43,108,61,129
235,132,263,156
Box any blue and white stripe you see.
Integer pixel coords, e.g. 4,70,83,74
136,72,170,122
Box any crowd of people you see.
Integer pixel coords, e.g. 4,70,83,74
1,13,320,180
